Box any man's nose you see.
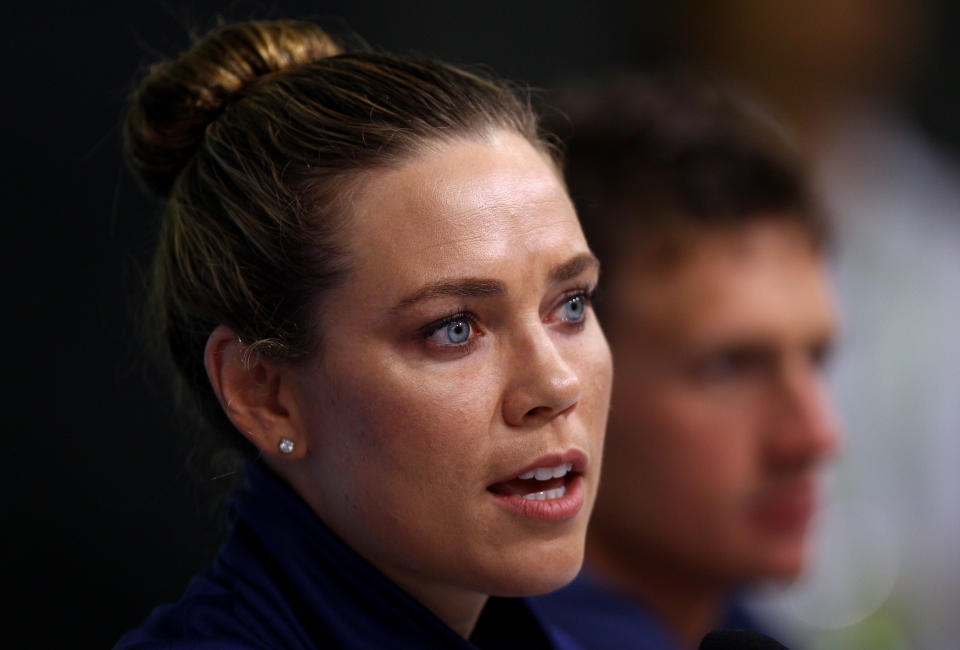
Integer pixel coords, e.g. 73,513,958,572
764,359,842,470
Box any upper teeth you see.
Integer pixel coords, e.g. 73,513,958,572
518,462,572,481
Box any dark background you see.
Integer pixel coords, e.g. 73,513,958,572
6,2,959,648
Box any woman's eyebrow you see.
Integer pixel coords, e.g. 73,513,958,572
393,279,505,312
392,253,599,313
549,253,600,284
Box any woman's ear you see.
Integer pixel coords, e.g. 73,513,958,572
203,325,308,460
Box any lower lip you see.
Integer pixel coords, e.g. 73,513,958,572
750,489,815,533
490,475,585,522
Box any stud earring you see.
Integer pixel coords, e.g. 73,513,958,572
278,437,295,455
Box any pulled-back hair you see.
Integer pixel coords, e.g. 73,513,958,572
548,75,826,274
123,20,549,456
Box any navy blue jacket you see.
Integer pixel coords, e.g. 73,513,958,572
531,571,763,650
116,461,580,649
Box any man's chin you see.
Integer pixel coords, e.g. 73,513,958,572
750,540,812,583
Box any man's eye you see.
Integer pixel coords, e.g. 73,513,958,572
699,356,740,380
809,341,834,369
694,350,764,383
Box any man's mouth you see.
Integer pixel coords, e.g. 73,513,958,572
751,482,817,533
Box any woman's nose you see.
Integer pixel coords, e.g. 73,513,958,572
501,326,582,427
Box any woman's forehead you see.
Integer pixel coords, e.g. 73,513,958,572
340,132,586,290
357,133,564,221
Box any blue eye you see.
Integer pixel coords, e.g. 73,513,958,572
445,320,471,343
562,295,586,322
427,318,473,346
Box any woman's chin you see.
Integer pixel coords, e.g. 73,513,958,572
483,541,585,597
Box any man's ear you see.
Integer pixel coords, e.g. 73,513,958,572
203,324,307,460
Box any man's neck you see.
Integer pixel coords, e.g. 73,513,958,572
585,536,731,649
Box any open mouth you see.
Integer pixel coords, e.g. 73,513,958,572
487,462,579,501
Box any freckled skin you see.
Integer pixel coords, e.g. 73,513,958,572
590,222,841,591
280,131,613,633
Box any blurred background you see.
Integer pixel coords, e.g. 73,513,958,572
9,1,958,647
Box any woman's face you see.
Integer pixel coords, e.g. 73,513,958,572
285,131,612,612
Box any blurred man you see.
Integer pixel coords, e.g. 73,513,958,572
533,79,842,649
674,4,960,646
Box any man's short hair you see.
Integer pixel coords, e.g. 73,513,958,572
549,75,827,274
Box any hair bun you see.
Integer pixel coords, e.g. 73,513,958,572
123,20,342,198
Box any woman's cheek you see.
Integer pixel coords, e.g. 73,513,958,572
363,372,488,459
577,326,613,397
583,332,614,455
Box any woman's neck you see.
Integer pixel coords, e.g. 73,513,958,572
380,566,489,638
